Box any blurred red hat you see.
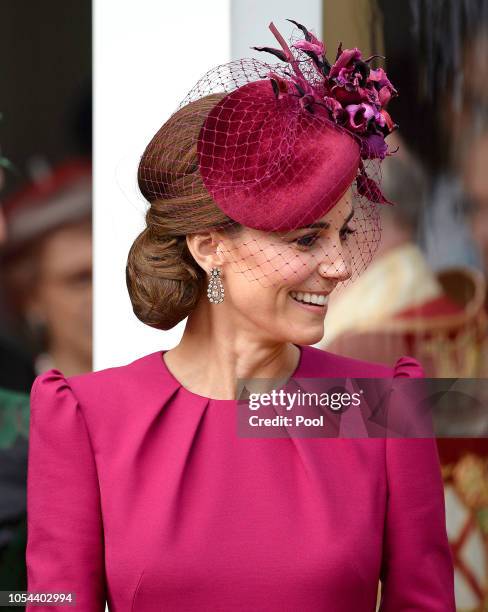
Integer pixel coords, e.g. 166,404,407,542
1,158,91,255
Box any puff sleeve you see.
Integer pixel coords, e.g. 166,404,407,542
26,370,106,611
378,356,456,611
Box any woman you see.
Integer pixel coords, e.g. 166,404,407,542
25,20,455,611
1,159,93,378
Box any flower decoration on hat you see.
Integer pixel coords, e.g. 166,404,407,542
252,19,398,204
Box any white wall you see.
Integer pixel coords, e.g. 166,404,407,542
231,0,322,61
94,0,322,370
93,0,230,369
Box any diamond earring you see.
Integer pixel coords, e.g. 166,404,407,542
207,267,225,303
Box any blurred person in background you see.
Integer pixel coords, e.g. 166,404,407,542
459,21,488,295
0,158,92,605
0,159,93,377
462,125,488,389
464,130,488,293
0,3,91,604
0,160,36,394
0,157,31,602
379,0,488,273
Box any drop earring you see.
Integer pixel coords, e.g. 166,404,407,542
207,267,225,303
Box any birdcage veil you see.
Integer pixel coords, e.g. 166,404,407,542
137,19,398,292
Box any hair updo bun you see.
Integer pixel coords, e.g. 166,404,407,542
126,93,237,330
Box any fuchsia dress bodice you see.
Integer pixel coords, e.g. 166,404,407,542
26,344,455,611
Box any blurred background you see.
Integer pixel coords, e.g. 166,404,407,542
0,1,486,610
0,0,91,607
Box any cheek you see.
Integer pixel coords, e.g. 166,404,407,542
221,264,286,319
224,272,274,314
225,238,317,287
280,251,319,284
38,284,65,315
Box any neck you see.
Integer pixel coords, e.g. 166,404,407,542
164,298,300,400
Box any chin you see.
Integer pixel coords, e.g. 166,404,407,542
286,325,324,346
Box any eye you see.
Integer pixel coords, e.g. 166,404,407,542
340,225,356,242
294,233,319,249
291,223,356,250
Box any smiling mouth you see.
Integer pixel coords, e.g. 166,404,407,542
289,290,329,307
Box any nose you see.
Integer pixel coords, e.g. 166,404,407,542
317,244,352,283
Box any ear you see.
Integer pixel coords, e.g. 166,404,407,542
186,231,226,274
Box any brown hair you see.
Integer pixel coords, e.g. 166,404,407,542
126,93,240,330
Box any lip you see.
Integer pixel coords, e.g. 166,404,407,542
288,293,328,314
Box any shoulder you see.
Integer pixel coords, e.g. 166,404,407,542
32,350,159,393
30,350,165,423
70,350,165,399
300,344,425,378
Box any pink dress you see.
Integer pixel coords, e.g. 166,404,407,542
26,344,455,611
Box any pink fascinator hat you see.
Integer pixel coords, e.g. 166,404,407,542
138,19,398,286
197,21,396,232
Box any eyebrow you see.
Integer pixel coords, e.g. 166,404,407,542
298,208,355,231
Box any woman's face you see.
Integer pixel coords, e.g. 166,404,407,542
216,189,356,345
29,219,92,363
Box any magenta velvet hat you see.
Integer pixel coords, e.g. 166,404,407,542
197,79,361,232
193,20,396,232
